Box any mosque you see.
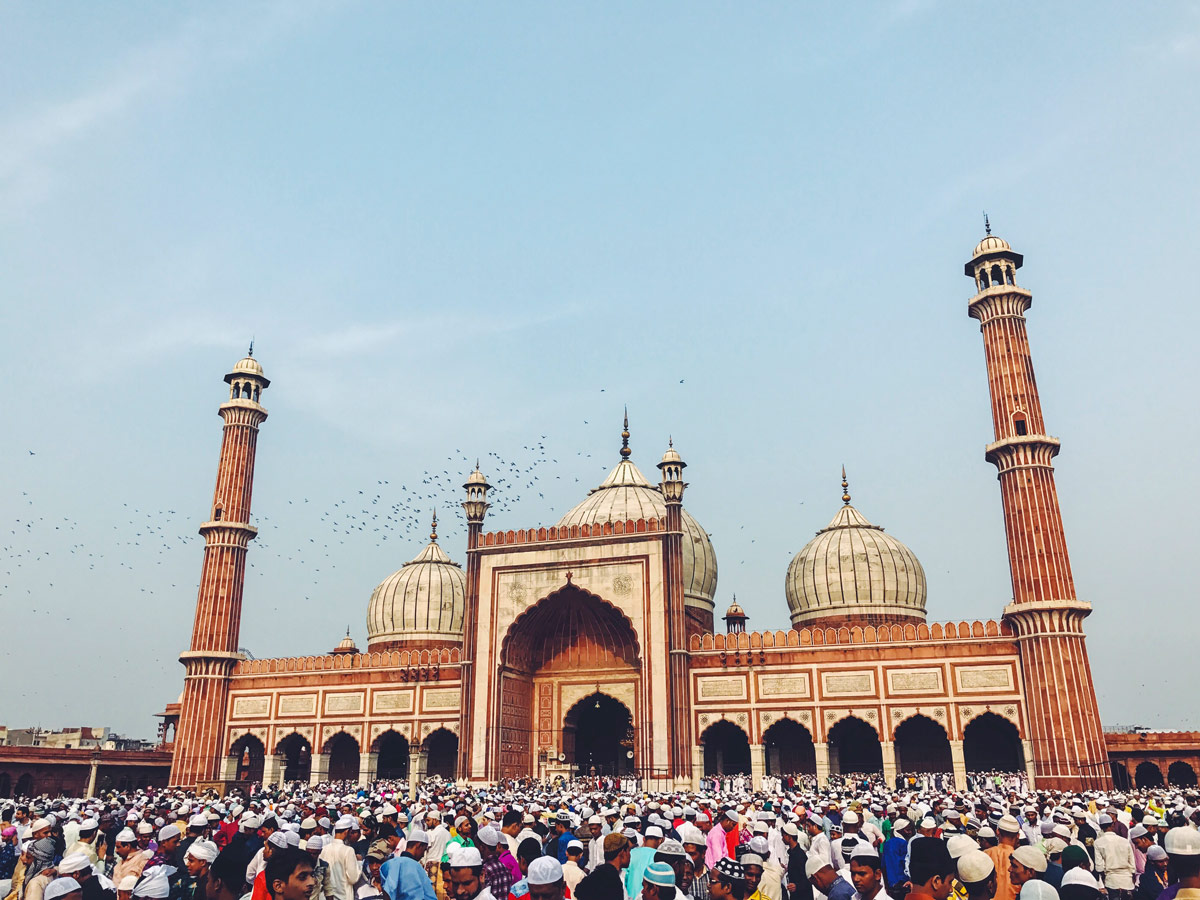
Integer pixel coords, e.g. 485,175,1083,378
162,231,1114,794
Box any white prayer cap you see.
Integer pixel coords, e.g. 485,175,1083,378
1061,868,1101,889
804,856,832,879
334,815,356,832
567,839,584,851
58,854,93,875
407,829,429,844
740,854,764,868
305,835,325,852
527,857,564,885
997,815,1021,834
1167,826,1200,856
976,826,996,839
133,866,176,899
919,817,937,829
188,814,208,829
284,831,301,847
381,804,398,816
957,850,995,884
588,815,603,825
45,878,82,900
448,847,483,868
30,819,51,832
186,841,218,863
118,876,139,892
850,843,879,860
1012,846,1048,874
477,825,500,847
116,828,136,843
80,819,99,831
947,835,978,859
893,818,911,831
1129,825,1149,840
242,816,261,830
267,832,289,849
1097,814,1113,826
1019,882,1059,900
749,837,769,855
645,826,664,838
842,811,860,825
158,824,181,842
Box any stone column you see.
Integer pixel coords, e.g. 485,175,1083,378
751,744,766,791
309,753,330,786
881,740,897,787
1021,739,1037,790
262,754,283,788
691,745,704,791
949,740,967,790
359,752,378,787
814,742,830,784
85,754,100,799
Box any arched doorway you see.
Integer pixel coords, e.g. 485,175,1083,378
499,583,642,780
1136,761,1164,788
701,721,751,775
1169,761,1198,787
564,693,634,775
276,733,312,783
15,773,34,797
374,731,409,780
828,717,882,774
230,734,265,783
1112,763,1132,791
424,729,458,780
0,774,10,796
963,713,1022,772
763,719,816,775
325,733,360,782
894,715,952,773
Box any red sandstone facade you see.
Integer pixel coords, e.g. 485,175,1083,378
163,234,1127,793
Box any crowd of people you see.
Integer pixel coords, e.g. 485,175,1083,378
1,771,1199,900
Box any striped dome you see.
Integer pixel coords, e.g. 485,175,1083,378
366,535,465,649
557,458,717,612
785,502,926,627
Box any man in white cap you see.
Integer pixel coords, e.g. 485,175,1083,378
955,852,995,900
561,841,587,896
447,847,491,900
984,817,1022,900
58,853,110,900
178,840,218,900
1092,815,1134,900
64,821,100,869
320,817,361,900
44,877,83,900
381,829,434,900
527,857,566,900
1007,847,1046,898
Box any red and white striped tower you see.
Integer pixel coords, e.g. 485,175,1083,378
657,433,693,789
170,350,270,788
965,228,1109,790
457,463,491,783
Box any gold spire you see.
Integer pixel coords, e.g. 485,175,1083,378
430,510,438,542
841,465,851,505
620,407,631,459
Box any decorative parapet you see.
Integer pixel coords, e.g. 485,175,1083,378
688,619,1012,652
478,517,666,548
232,646,461,675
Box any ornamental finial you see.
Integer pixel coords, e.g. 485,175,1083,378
430,510,438,542
841,465,851,506
620,407,631,459
983,211,991,236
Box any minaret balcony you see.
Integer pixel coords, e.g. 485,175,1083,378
984,434,1060,473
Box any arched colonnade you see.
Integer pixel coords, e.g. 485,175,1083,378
697,710,1030,789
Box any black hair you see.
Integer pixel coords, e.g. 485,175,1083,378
376,824,397,840
210,845,251,895
1171,856,1200,880
264,847,313,896
518,837,543,863
502,811,522,829
849,856,882,873
717,876,747,900
909,839,954,885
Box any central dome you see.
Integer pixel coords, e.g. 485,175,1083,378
785,478,926,627
556,435,717,620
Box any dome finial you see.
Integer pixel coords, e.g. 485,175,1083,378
620,407,631,459
841,465,851,505
430,509,438,542
248,338,254,357
983,211,991,236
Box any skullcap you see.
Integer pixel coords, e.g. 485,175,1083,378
740,853,764,867
1167,826,1200,856
1061,868,1101,889
408,829,429,844
58,854,93,875
1019,882,1059,900
643,862,677,888
1012,846,1048,874
448,847,483,868
116,828,136,843
805,856,832,879
334,816,356,832
188,814,208,829
748,836,769,855
158,825,181,842
851,842,880,860
80,819,98,831
30,819,51,832
133,866,176,899
957,849,995,884
946,835,978,860
842,811,860,825
306,835,325,852
714,858,745,881
477,825,500,847
893,818,911,831
186,841,218,863
267,832,289,849
527,857,564,886
997,816,1021,835
44,879,82,900
300,817,318,830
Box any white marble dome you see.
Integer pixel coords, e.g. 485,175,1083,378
557,457,717,614
366,526,465,649
785,498,926,627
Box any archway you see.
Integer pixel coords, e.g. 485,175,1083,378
701,720,751,775
963,713,1022,772
276,733,312,783
763,719,816,775
374,731,409,780
230,734,265,783
0,773,10,796
564,693,634,776
1168,761,1198,788
424,729,457,780
15,773,34,798
498,583,642,779
828,717,882,774
1136,761,1164,788
325,733,360,783
1111,763,1132,791
894,715,952,773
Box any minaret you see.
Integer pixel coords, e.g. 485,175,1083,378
657,433,693,789
457,462,491,783
965,229,1109,789
170,350,270,788
722,595,748,634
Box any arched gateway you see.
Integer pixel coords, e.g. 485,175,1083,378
498,583,641,779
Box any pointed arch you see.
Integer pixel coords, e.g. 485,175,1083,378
827,715,882,774
423,727,458,780
229,733,265,783
700,719,751,775
274,732,312,783
373,730,409,780
893,714,952,773
324,732,360,782
963,712,1022,772
563,692,635,775
762,717,816,775
500,582,641,674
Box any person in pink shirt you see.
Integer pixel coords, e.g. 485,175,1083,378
706,811,738,869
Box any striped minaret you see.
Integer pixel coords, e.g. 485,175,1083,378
966,229,1109,790
170,350,269,788
657,433,693,789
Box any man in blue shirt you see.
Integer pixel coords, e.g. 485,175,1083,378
881,819,913,898
381,830,435,900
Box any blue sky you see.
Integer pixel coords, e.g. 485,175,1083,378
2,2,1198,738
